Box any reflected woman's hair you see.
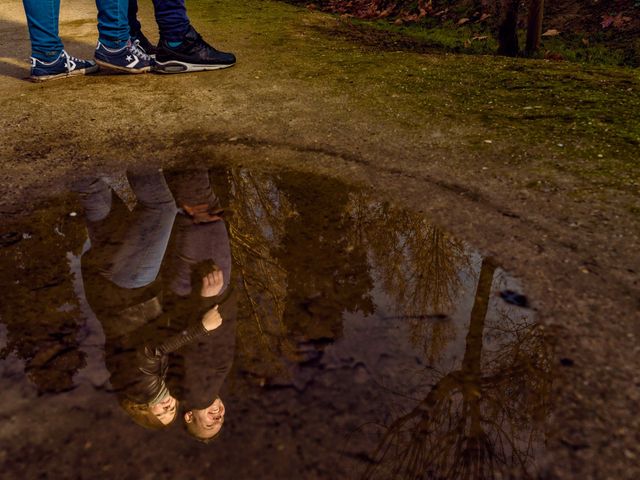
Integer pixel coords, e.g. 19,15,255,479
119,397,180,430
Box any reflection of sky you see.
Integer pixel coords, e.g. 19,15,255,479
67,241,111,390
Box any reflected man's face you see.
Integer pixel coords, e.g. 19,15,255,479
150,394,178,425
184,398,226,440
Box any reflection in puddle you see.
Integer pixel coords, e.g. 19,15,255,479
0,167,550,479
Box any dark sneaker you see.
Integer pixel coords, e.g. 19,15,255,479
131,30,157,56
155,26,236,74
94,40,154,73
30,50,98,82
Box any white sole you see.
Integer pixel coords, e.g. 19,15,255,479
154,60,235,74
95,59,152,74
30,65,99,83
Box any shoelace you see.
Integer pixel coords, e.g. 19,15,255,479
62,50,83,72
130,40,151,61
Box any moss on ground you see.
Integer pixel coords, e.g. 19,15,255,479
176,1,640,194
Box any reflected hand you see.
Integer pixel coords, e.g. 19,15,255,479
201,269,224,297
183,203,224,224
202,305,222,332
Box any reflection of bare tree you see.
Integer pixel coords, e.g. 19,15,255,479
213,168,295,378
220,170,476,380
362,260,551,480
346,194,471,362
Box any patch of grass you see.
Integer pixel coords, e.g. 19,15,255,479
535,33,640,68
350,18,499,55
191,1,640,192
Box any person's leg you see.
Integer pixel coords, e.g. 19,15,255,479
74,177,133,277
151,0,235,74
22,0,97,82
164,171,231,296
127,0,157,55
107,170,178,289
95,0,130,49
22,0,63,61
94,0,155,73
127,0,142,37
75,178,113,223
151,0,190,43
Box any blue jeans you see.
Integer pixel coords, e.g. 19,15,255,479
22,0,131,61
128,0,190,42
76,170,178,290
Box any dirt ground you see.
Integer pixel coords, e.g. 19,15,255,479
0,0,639,479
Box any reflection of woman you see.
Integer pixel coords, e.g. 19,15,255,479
76,169,236,434
76,168,181,427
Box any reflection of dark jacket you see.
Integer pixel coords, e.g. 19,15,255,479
83,256,236,407
165,287,238,410
82,255,167,404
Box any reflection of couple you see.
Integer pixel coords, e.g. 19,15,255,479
76,168,236,441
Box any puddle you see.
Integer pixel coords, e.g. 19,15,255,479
0,166,551,479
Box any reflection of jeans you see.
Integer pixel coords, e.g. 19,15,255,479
77,170,177,289
128,0,190,42
166,170,231,296
22,0,130,61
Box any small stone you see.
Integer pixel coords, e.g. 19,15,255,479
69,212,77,217
560,358,574,367
484,140,492,144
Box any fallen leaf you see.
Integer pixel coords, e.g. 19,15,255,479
472,35,488,41
479,13,491,22
542,29,560,37
544,51,565,61
457,18,470,25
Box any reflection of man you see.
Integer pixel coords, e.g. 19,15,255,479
162,170,237,442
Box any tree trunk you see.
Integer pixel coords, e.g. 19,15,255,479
525,0,545,56
497,0,520,57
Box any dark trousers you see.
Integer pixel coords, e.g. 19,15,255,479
128,0,191,42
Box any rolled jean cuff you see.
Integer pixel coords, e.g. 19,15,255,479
31,49,63,61
98,37,128,49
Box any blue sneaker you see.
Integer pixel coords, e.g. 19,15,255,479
94,40,154,74
30,50,98,82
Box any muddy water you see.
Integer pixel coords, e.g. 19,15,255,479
0,167,550,480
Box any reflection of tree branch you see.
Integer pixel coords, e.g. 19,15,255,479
361,262,549,480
